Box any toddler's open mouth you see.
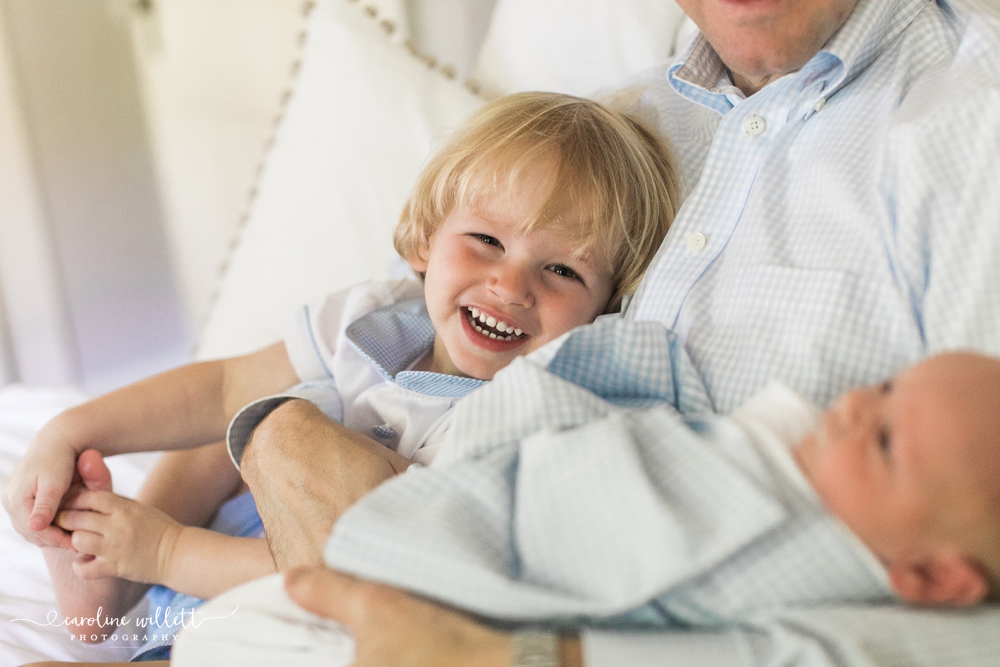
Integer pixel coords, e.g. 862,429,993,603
464,306,526,342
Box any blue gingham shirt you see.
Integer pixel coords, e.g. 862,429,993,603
628,0,1000,414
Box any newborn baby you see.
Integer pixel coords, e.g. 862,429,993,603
172,345,1000,667
312,339,1000,621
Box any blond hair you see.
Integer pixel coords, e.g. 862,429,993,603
394,91,681,312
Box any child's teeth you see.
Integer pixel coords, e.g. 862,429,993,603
467,309,523,339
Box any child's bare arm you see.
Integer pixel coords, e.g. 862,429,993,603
55,490,275,600
2,342,298,547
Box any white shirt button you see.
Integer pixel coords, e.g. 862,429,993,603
685,232,707,254
743,114,767,136
812,97,827,113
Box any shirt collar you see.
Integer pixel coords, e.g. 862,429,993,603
345,299,486,398
668,0,931,114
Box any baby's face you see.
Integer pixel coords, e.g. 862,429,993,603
409,162,614,380
794,353,996,565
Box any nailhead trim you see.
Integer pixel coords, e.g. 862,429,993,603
197,0,485,353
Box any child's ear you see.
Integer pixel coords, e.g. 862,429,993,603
407,246,429,274
888,554,989,607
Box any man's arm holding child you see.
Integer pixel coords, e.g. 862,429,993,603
2,342,299,548
240,399,412,569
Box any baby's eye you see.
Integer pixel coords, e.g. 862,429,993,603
473,234,502,248
548,264,580,280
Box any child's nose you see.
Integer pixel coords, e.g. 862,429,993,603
488,264,533,307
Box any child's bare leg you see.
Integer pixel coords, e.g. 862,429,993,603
45,444,243,632
134,440,244,526
44,450,150,627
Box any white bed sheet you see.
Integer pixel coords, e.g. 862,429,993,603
0,385,161,665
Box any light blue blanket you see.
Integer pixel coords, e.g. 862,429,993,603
325,318,890,628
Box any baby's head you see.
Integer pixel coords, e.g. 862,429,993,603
796,352,1000,607
395,92,681,380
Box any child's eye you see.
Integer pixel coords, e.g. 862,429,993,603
473,234,502,248
548,264,580,280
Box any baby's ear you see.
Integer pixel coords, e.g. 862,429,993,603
888,554,989,607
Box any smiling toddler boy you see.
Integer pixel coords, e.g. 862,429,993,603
8,91,682,661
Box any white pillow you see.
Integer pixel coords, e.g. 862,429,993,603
196,0,483,360
473,0,692,99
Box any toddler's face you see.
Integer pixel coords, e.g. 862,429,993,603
409,162,614,380
794,354,988,566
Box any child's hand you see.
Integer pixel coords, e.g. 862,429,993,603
2,426,88,549
54,490,183,586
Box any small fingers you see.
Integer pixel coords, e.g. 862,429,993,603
29,463,81,531
34,524,75,549
60,489,119,513
54,508,107,534
27,482,62,533
69,528,104,558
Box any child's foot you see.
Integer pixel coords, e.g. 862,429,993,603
44,451,150,635
76,448,112,492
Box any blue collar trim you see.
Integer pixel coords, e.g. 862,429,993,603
345,299,487,399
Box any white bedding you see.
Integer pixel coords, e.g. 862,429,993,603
0,385,161,665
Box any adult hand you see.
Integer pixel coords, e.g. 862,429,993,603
241,399,412,569
285,566,514,667
2,418,86,549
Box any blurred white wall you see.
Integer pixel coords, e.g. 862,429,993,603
0,0,190,391
126,0,307,332
0,0,494,391
0,7,76,386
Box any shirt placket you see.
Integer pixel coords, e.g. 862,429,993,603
634,84,798,331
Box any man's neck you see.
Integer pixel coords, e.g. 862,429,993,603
729,69,784,97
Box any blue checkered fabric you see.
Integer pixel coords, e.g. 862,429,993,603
323,0,1000,664
345,299,486,398
627,0,1000,416
326,318,892,625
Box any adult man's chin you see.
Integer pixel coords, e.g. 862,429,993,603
676,0,860,87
